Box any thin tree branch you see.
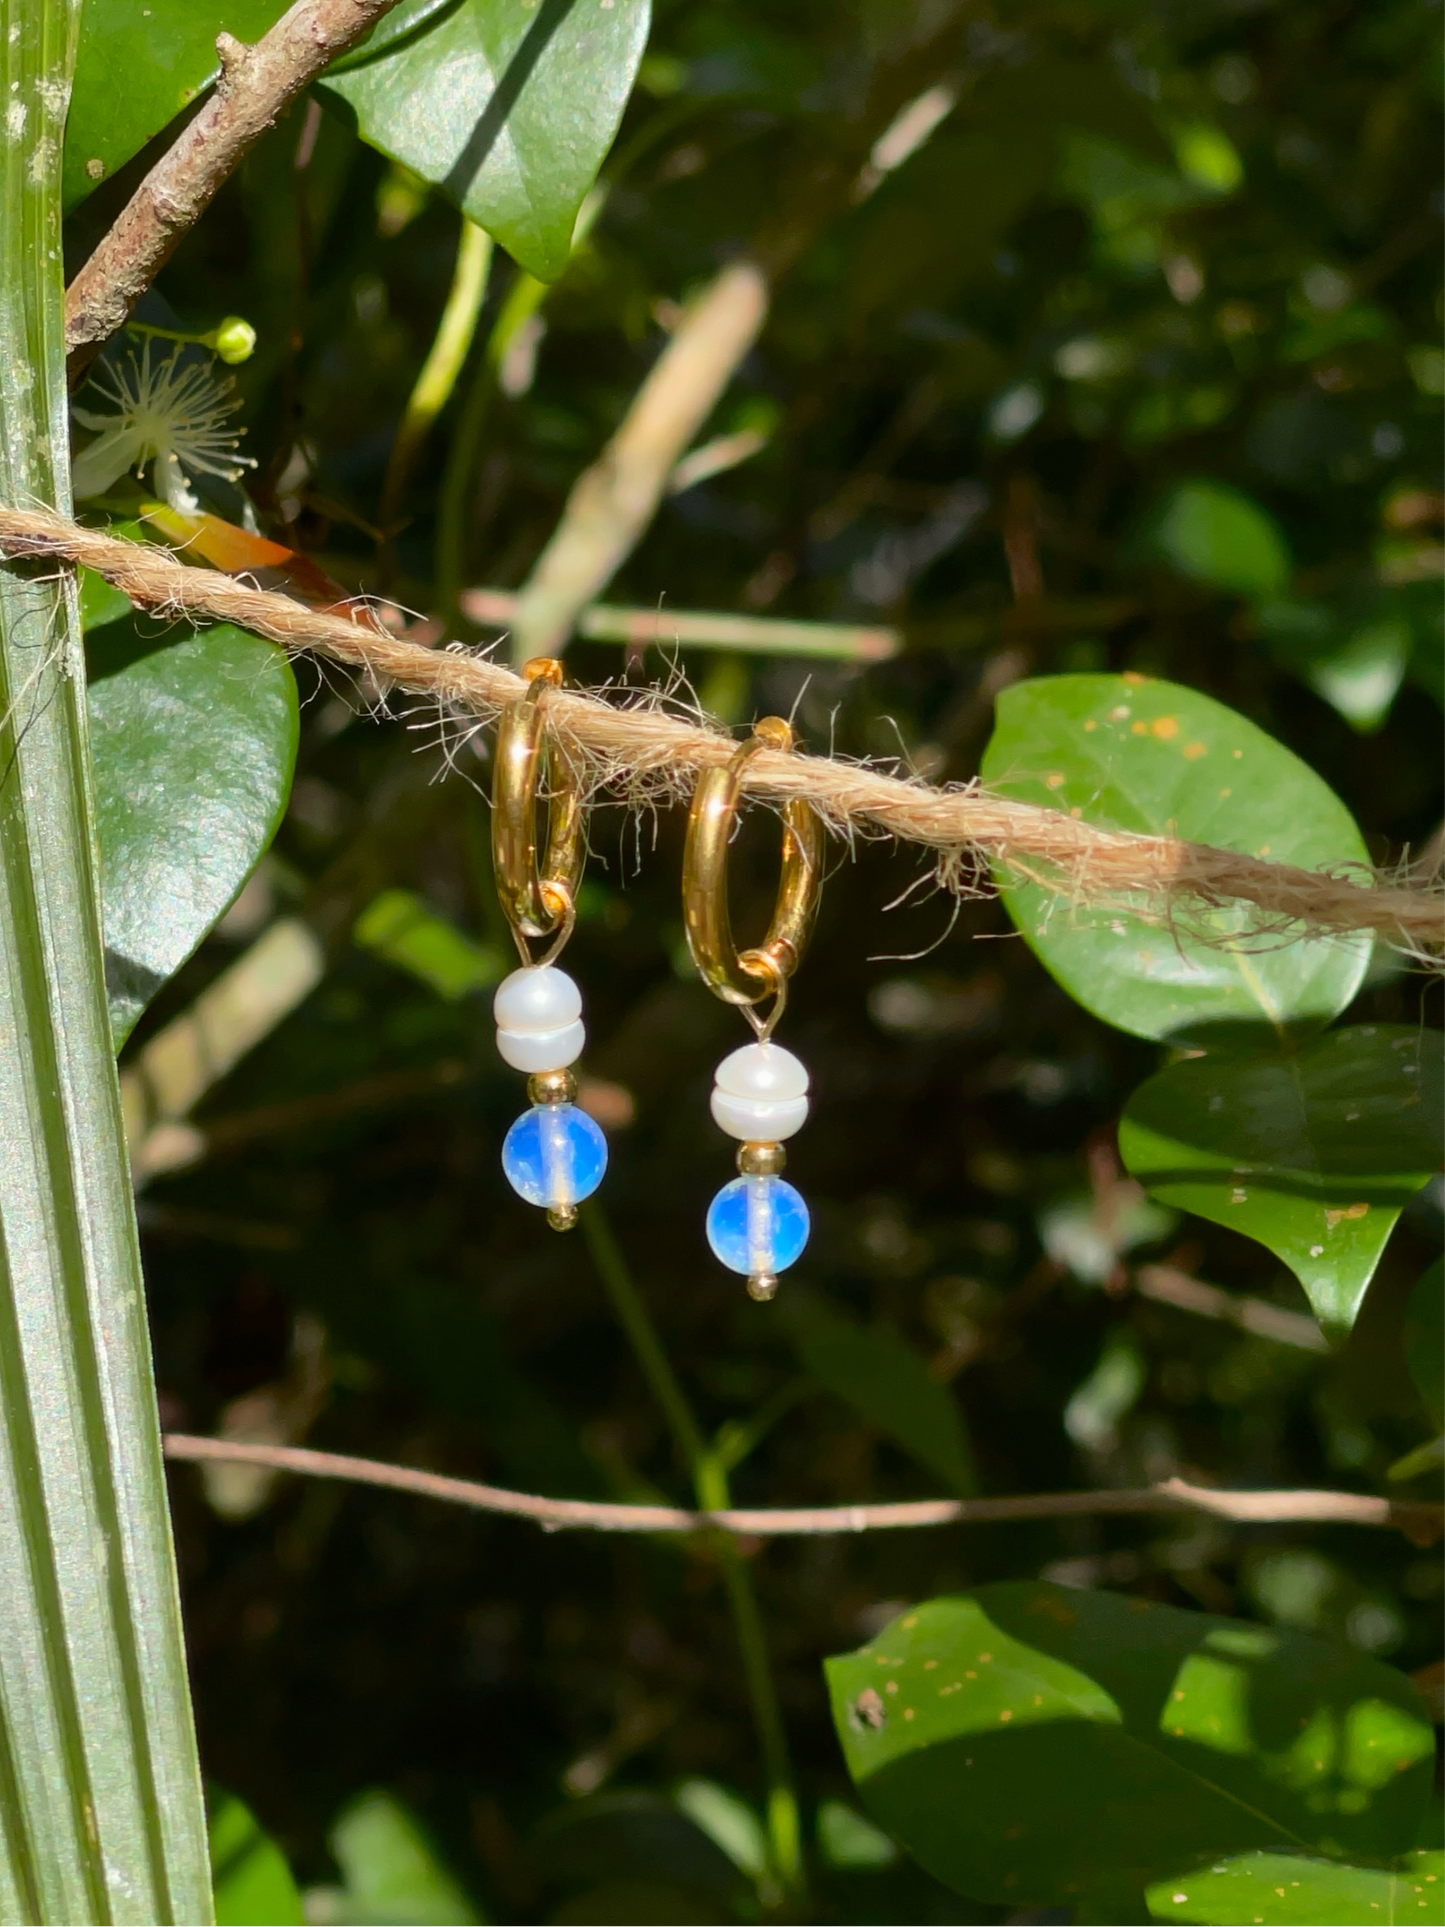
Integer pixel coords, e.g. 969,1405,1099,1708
64,0,404,382
461,588,902,662
1134,1264,1329,1353
505,261,770,663
3,507,1441,950
161,1435,1444,1540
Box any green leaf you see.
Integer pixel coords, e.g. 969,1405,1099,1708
63,1,290,209
1118,1025,1443,1332
0,4,212,1916
1403,1258,1443,1429
815,1801,898,1873
825,1584,1434,1918
320,0,651,280
979,674,1372,1044
1257,600,1410,734
210,1791,304,1926
328,1790,483,1924
793,1305,975,1493
353,888,505,999
78,562,134,633
1146,1849,1444,1924
546,1882,726,1924
673,1781,768,1882
1064,1329,1146,1452
87,617,298,1046
1144,480,1291,597
530,1791,746,1911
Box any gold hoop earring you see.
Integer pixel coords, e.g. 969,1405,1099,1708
683,717,824,1299
491,659,605,1231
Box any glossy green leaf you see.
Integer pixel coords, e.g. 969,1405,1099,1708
979,674,1372,1043
794,1305,975,1493
815,1801,897,1872
78,562,134,633
672,1781,767,1882
1146,1849,1444,1924
1392,1251,1444,1479
64,1,289,209
531,1790,745,1912
1403,1258,1443,1429
354,888,505,999
825,1584,1434,1918
1257,599,1410,734
1144,479,1291,596
0,6,213,1916
1119,1025,1443,1332
87,616,298,1046
210,1791,304,1926
328,1790,483,1924
321,0,650,280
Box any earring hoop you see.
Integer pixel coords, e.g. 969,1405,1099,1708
491,658,607,1231
683,717,824,1034
493,657,584,965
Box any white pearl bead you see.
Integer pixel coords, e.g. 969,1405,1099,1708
714,1042,809,1102
496,1018,585,1073
711,1088,809,1141
493,966,582,1034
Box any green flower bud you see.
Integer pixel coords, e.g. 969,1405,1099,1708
210,316,257,365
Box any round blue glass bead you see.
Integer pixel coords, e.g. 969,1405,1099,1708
502,1103,607,1210
706,1175,809,1277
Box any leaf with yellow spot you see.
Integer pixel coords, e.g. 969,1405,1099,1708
979,674,1371,1044
1120,1025,1443,1331
1144,1849,1445,1924
825,1584,1433,1917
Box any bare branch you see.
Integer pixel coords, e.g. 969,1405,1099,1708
506,262,770,662
1134,1265,1330,1353
64,0,404,382
162,1434,1444,1540
1,507,1441,950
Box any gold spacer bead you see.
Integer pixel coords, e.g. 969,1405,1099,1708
547,1203,579,1232
737,1141,786,1176
747,1272,779,1302
528,1068,577,1107
752,715,794,751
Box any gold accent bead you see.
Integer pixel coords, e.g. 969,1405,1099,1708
737,1141,786,1176
747,1272,779,1301
521,656,564,687
528,1068,577,1107
546,1203,579,1232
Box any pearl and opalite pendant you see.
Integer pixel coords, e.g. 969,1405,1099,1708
705,1041,810,1299
495,964,606,1229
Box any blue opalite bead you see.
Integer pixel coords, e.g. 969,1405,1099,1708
502,1103,607,1210
706,1175,809,1276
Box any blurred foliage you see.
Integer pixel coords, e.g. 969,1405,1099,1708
60,0,1443,1919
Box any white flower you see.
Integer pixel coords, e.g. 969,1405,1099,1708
71,341,255,512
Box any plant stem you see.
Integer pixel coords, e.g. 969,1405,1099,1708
378,215,492,587
580,1203,707,1470
435,186,608,620
0,1,211,1917
580,1204,805,1902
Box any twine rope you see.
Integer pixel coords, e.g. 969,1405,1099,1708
3,505,1440,950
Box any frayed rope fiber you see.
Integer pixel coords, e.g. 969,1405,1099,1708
2,505,1440,952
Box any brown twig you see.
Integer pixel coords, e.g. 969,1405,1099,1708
505,262,770,662
2,507,1441,948
161,1434,1443,1539
1135,1264,1329,1354
64,0,404,383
